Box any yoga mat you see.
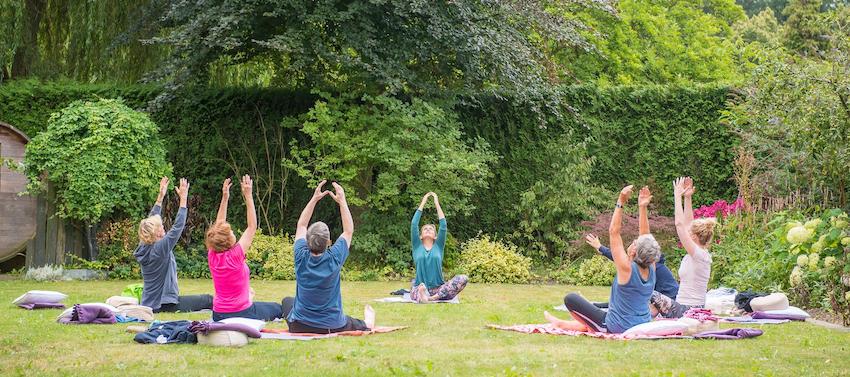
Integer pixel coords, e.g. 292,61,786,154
487,324,691,340
260,326,407,340
374,293,459,304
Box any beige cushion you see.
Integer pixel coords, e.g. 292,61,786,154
197,331,249,347
678,317,720,336
750,293,789,312
106,296,138,307
116,305,155,322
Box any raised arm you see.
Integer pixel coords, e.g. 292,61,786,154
411,193,428,249
237,175,257,251
162,178,189,251
683,177,695,223
638,186,652,235
295,180,328,240
432,193,447,249
150,177,169,216
329,182,353,246
215,178,232,224
674,177,700,256
610,185,634,284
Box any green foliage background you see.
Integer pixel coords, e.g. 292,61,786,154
0,81,737,267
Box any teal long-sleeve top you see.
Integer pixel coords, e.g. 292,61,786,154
411,209,447,289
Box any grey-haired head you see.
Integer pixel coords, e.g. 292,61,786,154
632,234,661,268
306,222,331,253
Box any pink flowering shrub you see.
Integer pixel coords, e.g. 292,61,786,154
694,197,744,219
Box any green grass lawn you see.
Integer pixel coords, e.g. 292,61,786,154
1,278,849,376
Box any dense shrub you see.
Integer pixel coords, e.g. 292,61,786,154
284,94,497,270
780,210,850,325
23,98,172,222
457,235,532,284
512,133,610,261
88,218,143,279
571,256,617,286
245,231,295,280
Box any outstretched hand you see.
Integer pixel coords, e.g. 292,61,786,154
619,185,634,203
683,177,695,198
222,178,232,198
240,175,253,198
638,186,652,207
175,178,189,201
585,234,602,250
328,182,347,204
158,177,169,198
673,177,686,197
312,180,329,201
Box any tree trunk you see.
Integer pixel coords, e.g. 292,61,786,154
11,0,46,78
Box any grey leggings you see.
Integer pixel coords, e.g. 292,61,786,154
564,293,608,332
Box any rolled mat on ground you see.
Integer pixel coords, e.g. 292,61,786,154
59,304,116,324
259,326,407,340
487,324,762,340
374,293,459,304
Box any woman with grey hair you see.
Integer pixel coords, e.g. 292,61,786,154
545,185,659,333
410,192,468,303
282,180,375,333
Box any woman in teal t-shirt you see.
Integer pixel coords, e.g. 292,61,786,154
410,192,468,303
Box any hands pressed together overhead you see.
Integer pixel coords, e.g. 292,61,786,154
311,180,347,204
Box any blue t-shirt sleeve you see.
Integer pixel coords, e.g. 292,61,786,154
598,245,614,261
328,237,349,266
294,238,310,263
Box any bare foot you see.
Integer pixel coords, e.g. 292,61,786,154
544,311,588,332
416,284,430,304
364,304,376,330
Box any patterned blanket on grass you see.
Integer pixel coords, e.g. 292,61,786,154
487,324,691,340
259,326,407,340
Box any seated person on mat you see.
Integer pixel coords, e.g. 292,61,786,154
207,176,283,321
648,177,715,318
410,192,468,303
583,186,679,305
135,177,213,313
545,185,660,333
282,180,375,333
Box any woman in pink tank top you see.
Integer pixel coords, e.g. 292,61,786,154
206,176,283,321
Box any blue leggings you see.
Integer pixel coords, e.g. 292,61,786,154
212,301,283,321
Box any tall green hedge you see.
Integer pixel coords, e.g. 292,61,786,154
0,81,737,263
454,84,737,238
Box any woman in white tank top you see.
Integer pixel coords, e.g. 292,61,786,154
649,177,717,318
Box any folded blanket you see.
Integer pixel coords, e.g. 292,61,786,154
374,293,459,304
189,321,262,338
134,320,196,344
18,302,66,310
59,304,116,324
259,326,406,340
693,328,763,339
487,324,690,340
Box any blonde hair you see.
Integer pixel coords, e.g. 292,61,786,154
420,224,436,237
138,215,163,245
691,218,718,246
205,222,237,253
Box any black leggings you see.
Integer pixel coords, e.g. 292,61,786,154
281,297,370,334
564,293,608,332
154,294,214,313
